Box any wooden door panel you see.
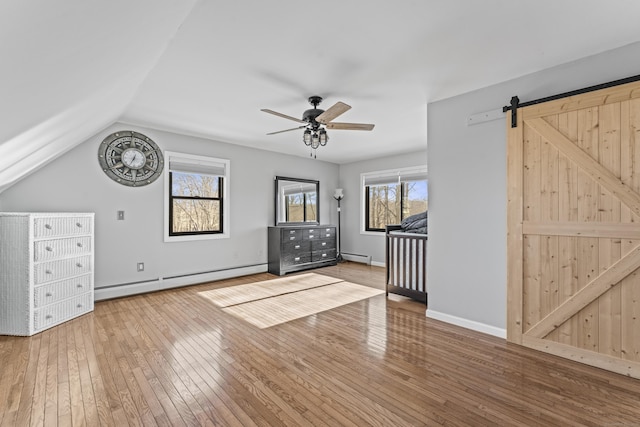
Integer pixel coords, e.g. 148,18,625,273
621,274,640,360
508,80,640,378
522,234,541,329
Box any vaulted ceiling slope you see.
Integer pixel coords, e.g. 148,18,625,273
0,0,198,194
2,1,640,194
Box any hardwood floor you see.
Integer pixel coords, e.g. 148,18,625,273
2,262,640,426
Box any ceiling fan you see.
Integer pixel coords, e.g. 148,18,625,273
261,96,375,157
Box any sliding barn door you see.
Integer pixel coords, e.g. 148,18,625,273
507,80,640,378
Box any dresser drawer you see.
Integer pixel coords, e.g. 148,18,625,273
34,255,92,284
312,249,336,262
34,274,92,308
307,227,335,240
320,226,335,235
281,228,304,242
282,252,311,265
33,293,93,331
282,240,310,253
34,236,92,261
33,216,92,238
311,239,335,251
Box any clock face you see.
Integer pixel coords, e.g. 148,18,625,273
98,131,164,187
121,148,146,170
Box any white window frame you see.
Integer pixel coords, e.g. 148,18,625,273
360,165,428,235
164,151,230,242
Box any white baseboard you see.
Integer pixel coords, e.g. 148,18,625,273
426,309,506,339
371,260,385,268
95,264,268,301
341,252,371,265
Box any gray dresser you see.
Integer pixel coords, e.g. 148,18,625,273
268,225,337,275
0,212,95,336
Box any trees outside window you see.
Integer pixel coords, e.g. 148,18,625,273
284,191,317,222
170,172,222,235
363,169,427,232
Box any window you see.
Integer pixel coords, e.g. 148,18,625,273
164,152,230,242
362,167,428,232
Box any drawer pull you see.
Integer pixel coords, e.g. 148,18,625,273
76,263,83,268
77,243,83,248
325,233,330,237
321,242,326,246
322,253,327,257
325,228,331,231
77,284,83,288
294,245,300,249
45,246,53,252
76,222,83,228
46,292,53,297
45,314,53,319
44,224,52,230
290,237,295,240
77,304,83,308
289,230,296,234
45,269,52,275
294,257,300,261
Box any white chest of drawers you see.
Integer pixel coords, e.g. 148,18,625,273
0,213,95,336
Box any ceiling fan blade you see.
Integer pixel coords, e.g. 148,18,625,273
315,101,351,124
261,109,306,124
325,122,375,131
267,125,307,135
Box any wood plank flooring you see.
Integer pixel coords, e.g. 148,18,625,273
2,262,640,426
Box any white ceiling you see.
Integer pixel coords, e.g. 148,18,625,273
2,0,640,190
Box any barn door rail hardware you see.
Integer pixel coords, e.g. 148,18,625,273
503,73,640,128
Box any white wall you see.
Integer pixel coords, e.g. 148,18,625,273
426,41,640,336
0,123,339,290
338,151,427,265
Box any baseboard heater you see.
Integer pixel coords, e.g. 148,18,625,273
341,252,371,265
94,263,267,301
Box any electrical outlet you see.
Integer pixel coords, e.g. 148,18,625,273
117,210,125,220
137,262,144,272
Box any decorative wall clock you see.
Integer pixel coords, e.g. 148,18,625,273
98,131,164,187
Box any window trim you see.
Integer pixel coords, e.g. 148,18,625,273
164,151,230,242
360,165,427,234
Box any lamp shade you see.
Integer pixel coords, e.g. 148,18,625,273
334,188,344,199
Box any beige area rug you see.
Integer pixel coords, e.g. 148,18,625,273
199,273,384,328
198,272,343,307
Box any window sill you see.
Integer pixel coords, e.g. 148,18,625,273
360,230,386,237
164,232,229,243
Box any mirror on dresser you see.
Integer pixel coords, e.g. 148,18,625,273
274,176,320,226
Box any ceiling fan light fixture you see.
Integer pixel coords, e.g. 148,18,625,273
319,129,328,145
263,95,373,158
311,132,320,149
